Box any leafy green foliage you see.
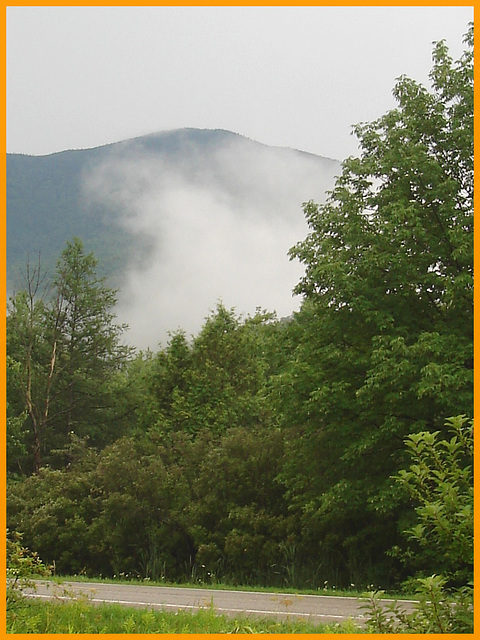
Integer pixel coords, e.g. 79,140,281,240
140,305,276,437
361,576,472,634
393,415,473,585
7,530,51,614
7,238,131,472
185,426,291,586
7,426,291,586
361,415,473,633
276,25,473,587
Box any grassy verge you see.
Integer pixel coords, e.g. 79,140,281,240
7,599,363,634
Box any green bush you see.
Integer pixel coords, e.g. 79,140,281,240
7,530,51,618
394,415,473,585
361,415,473,633
361,575,472,633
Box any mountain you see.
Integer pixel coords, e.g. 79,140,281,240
7,128,341,346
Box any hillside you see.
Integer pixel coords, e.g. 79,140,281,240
7,128,341,345
7,143,130,289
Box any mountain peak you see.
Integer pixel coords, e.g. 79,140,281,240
7,128,341,346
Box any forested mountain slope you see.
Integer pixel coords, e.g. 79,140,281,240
7,128,340,294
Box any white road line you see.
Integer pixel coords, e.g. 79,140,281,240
34,580,419,604
25,593,360,620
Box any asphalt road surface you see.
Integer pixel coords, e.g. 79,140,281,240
25,581,416,627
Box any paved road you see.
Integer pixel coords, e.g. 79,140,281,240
25,581,416,627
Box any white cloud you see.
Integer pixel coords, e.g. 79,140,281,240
83,134,340,349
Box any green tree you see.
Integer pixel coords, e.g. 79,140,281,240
290,26,472,432
90,432,194,580
7,238,131,472
185,426,291,586
7,431,196,580
277,27,473,587
7,357,29,476
6,256,56,474
7,452,102,576
142,305,276,438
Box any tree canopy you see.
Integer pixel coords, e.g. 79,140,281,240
6,27,473,599
7,238,131,474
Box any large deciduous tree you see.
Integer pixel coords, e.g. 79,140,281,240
279,26,473,586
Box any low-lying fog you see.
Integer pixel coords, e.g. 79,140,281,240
84,133,340,349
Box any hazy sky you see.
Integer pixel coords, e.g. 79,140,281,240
7,5,473,162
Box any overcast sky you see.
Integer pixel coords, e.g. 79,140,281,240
7,5,473,162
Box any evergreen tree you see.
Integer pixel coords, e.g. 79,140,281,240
7,239,131,473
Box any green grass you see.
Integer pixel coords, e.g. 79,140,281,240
7,599,363,634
